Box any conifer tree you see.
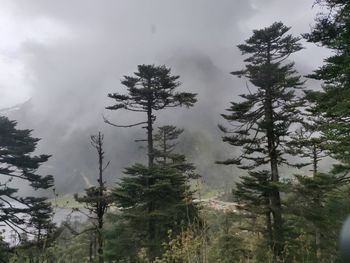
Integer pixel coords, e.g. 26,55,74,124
28,197,55,245
286,85,349,262
75,132,111,263
0,116,54,238
285,100,327,171
285,111,329,261
233,170,274,251
304,0,350,172
105,64,196,168
218,22,304,260
154,125,184,165
104,214,140,263
154,125,199,179
300,3,350,259
113,163,198,259
105,65,197,260
289,173,344,262
153,125,200,226
11,200,56,263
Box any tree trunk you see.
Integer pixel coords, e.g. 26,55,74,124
97,132,105,263
265,42,284,261
146,100,156,259
313,143,318,177
265,104,284,260
89,238,93,263
97,233,103,263
265,195,274,252
147,102,154,168
313,143,322,261
97,211,104,263
93,234,97,259
316,228,322,261
163,130,167,164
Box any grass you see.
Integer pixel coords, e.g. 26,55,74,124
49,194,84,209
49,181,222,208
190,179,222,200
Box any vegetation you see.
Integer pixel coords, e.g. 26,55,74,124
104,64,199,261
75,132,112,263
0,116,55,262
2,1,350,262
218,22,305,261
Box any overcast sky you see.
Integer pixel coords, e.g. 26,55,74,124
0,0,331,192
0,0,326,108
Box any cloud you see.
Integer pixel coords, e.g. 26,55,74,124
1,0,329,193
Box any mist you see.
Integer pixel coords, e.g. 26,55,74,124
0,0,329,194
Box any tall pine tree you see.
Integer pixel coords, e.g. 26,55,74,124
105,64,196,168
304,0,350,172
219,22,304,260
289,2,350,260
285,107,329,261
105,65,197,260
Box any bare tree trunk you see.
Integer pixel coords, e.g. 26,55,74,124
146,100,156,259
89,132,108,263
97,132,105,263
313,144,318,177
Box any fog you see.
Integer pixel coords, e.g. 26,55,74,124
0,0,330,194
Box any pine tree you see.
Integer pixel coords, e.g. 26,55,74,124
286,172,348,262
104,214,140,263
105,64,197,260
105,64,196,168
153,125,200,226
304,0,350,172
28,197,55,245
287,128,326,172
154,125,199,179
300,3,350,260
154,125,184,165
0,116,54,239
75,132,111,263
233,170,274,251
218,22,304,260
11,199,56,263
113,163,199,259
285,109,329,261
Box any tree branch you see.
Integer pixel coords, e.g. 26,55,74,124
103,115,147,128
